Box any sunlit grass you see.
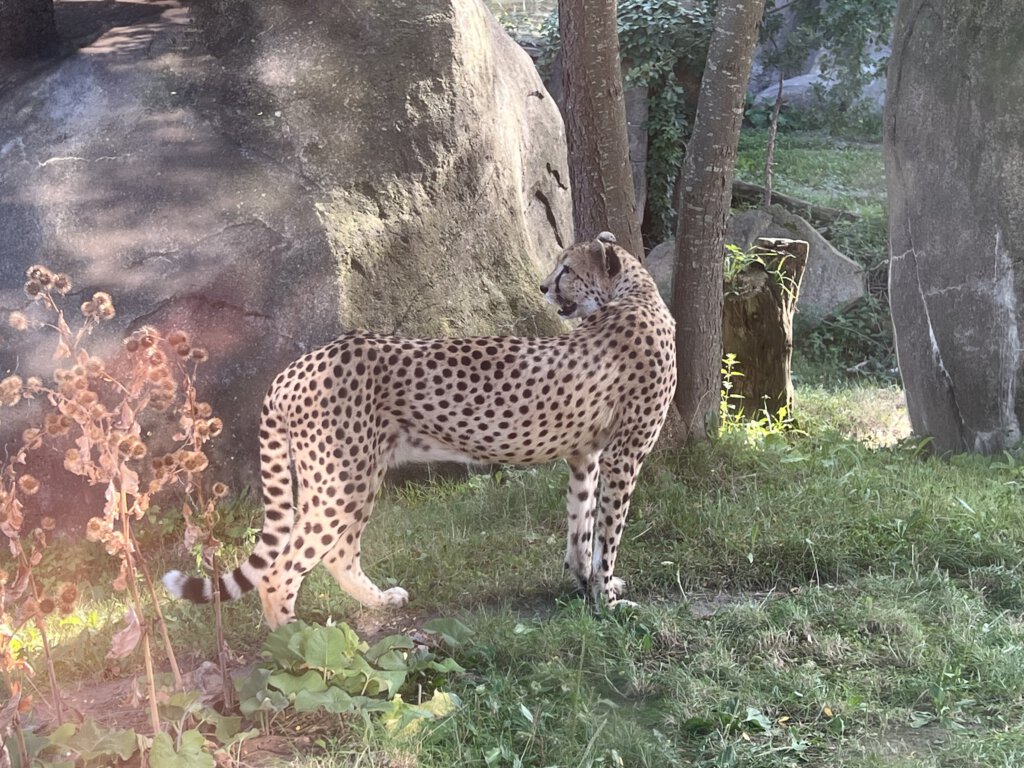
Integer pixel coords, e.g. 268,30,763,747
11,378,1024,766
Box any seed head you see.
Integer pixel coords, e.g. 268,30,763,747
58,583,78,605
53,273,72,295
85,357,105,376
8,311,28,331
41,516,56,531
39,598,56,615
190,347,209,363
212,482,229,498
182,451,209,473
26,265,54,286
24,280,43,299
85,516,105,542
168,330,189,346
17,474,39,496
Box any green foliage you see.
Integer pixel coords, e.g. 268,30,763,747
11,692,256,767
723,243,797,298
799,293,895,378
236,620,464,731
533,1,713,244
758,0,897,136
720,353,797,446
618,0,712,243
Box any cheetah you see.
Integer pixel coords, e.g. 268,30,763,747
164,235,677,627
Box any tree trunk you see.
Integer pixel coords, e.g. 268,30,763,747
0,0,57,59
671,0,766,442
722,238,808,419
558,0,643,256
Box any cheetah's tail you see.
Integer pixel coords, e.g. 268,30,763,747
162,388,294,606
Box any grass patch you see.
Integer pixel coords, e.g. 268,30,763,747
10,385,1024,766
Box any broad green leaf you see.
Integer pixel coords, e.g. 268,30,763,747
157,690,204,722
149,730,214,768
238,685,290,717
296,624,351,675
364,668,408,698
365,634,415,663
294,686,355,714
428,657,466,675
373,649,411,671
48,718,137,763
744,707,773,732
268,669,329,696
207,712,244,744
261,621,309,669
422,617,474,646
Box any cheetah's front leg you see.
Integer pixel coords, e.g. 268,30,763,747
564,454,601,593
589,444,647,605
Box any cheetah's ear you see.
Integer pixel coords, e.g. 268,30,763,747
603,242,622,278
588,237,621,278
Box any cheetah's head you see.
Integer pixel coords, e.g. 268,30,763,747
540,233,627,319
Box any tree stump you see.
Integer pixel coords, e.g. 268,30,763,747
722,237,809,419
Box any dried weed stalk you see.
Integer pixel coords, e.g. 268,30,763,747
0,266,229,741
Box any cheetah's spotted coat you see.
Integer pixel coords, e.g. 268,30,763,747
164,237,677,627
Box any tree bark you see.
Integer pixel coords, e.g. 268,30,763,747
671,0,766,442
558,0,643,256
722,238,808,419
0,0,57,59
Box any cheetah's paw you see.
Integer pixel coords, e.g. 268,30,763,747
607,577,627,601
381,587,410,607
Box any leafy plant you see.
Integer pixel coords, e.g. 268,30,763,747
719,353,797,446
723,243,797,298
236,620,465,733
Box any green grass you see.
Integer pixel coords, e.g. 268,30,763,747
11,385,1024,766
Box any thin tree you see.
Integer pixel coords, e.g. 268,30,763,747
0,0,57,58
671,0,766,441
558,0,643,256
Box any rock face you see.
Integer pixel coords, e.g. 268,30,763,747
645,206,865,324
0,0,572,507
885,0,1024,454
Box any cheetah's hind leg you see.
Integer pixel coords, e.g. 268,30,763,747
322,463,409,609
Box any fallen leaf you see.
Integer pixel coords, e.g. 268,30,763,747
107,608,142,660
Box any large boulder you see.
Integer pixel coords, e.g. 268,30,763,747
885,0,1024,454
0,0,572,514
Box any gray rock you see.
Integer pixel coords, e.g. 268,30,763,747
0,0,572,515
645,207,865,325
885,0,1024,454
